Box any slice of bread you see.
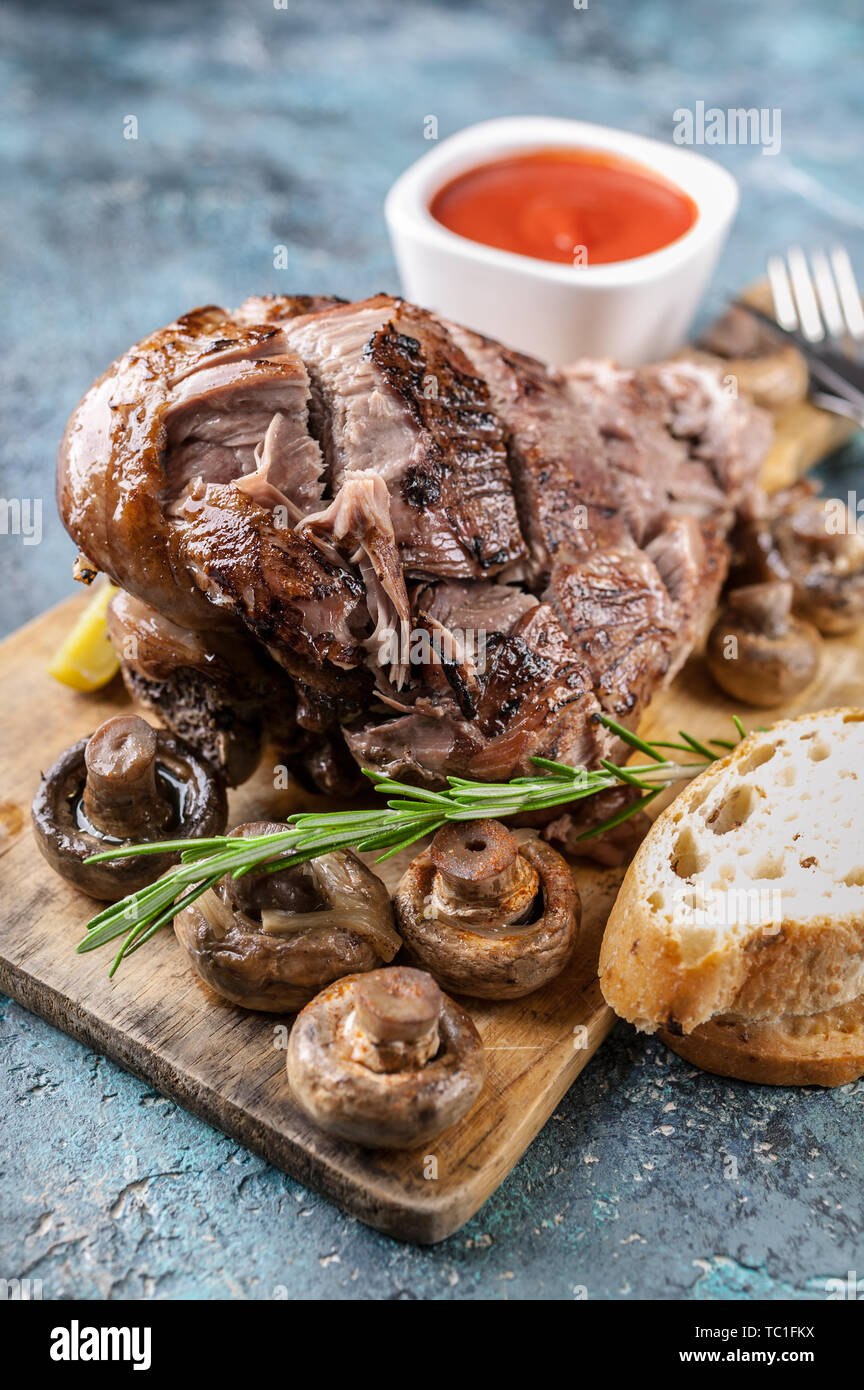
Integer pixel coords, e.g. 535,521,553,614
599,708,864,1035
659,996,864,1087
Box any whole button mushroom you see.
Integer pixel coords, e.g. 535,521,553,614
286,966,485,1149
32,714,227,900
174,823,403,1012
394,819,581,999
705,581,821,707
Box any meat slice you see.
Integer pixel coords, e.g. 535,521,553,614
270,296,529,579
298,473,412,687
546,519,728,727
344,711,485,786
59,306,330,628
412,577,539,717
644,515,729,666
644,360,774,500
234,293,347,326
545,548,679,724
58,305,376,731
345,578,609,785
160,336,325,516
565,360,770,519
170,481,372,729
452,325,769,586
449,324,634,579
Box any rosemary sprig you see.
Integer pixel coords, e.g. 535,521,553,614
76,714,747,974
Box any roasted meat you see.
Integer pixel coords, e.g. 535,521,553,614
346,578,611,783
58,294,771,797
264,295,530,579
107,590,301,786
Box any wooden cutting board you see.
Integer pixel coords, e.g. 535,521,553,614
3,595,863,1241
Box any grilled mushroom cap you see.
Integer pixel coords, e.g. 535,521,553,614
31,714,227,900
394,820,581,999
286,966,485,1149
695,305,810,411
174,822,402,1012
705,581,822,707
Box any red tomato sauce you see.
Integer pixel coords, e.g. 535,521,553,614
429,148,698,266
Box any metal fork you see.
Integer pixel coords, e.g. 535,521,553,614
767,245,864,424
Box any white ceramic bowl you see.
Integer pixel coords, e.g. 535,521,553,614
385,117,739,366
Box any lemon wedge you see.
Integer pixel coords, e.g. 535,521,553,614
48,581,120,692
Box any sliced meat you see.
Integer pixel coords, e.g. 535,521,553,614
346,577,610,785
449,324,634,579
566,359,770,517
234,293,347,326
170,481,373,729
233,410,324,518
469,604,609,777
641,360,773,501
412,577,539,716
299,473,412,687
450,327,767,588
161,337,324,514
59,306,329,629
344,710,486,786
545,548,679,724
546,520,728,727
644,515,729,669
276,296,528,578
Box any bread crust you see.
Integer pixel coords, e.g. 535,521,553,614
659,996,864,1087
599,708,864,1034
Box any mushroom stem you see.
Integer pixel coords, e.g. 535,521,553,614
429,820,539,929
348,968,442,1074
82,715,173,839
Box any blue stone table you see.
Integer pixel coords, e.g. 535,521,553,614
1,0,862,1299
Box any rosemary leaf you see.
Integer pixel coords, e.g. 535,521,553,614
599,716,670,763
677,729,719,761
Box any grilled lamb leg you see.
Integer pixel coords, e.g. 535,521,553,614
58,294,771,807
448,325,634,580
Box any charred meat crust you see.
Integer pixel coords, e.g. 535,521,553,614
366,307,528,574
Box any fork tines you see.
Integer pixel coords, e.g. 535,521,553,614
768,246,864,344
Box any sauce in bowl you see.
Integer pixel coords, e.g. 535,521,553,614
429,147,698,266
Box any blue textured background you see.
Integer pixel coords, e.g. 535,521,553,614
1,0,863,1300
